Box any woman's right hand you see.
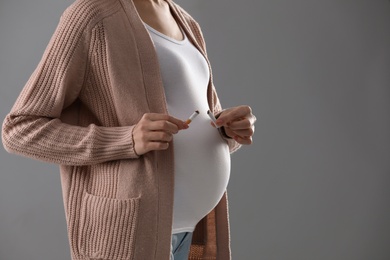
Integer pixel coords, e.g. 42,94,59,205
133,113,189,156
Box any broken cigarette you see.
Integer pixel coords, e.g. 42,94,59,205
185,110,199,124
207,110,220,128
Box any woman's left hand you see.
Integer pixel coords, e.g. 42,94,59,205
212,105,256,145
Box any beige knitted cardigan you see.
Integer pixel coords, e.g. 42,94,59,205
1,0,241,259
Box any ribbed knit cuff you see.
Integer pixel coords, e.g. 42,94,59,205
100,125,140,160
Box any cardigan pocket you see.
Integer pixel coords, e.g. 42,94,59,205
78,191,140,260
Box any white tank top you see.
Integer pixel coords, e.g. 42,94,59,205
144,22,231,234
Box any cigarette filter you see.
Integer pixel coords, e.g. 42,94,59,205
185,110,199,124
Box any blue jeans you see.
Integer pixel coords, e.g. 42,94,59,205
170,232,193,260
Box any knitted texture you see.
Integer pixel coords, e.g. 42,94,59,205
79,192,140,259
2,0,138,166
2,0,241,259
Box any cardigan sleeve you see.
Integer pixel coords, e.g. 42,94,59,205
1,5,139,166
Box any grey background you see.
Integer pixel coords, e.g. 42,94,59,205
0,0,389,259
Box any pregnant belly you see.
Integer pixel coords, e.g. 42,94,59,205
172,115,231,231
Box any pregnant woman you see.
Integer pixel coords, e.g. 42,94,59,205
2,0,256,259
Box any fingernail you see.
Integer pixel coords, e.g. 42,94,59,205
216,119,223,125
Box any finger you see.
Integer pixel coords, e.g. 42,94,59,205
147,141,170,151
144,113,187,130
233,135,252,145
216,106,252,126
226,118,254,130
227,128,254,137
166,115,189,129
147,120,180,134
147,131,173,142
